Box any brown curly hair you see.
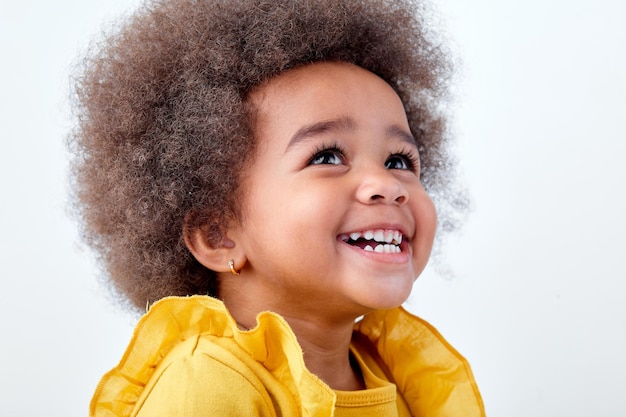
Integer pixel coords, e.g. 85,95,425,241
69,0,464,311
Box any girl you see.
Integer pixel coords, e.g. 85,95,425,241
70,0,484,415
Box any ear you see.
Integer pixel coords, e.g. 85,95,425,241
183,224,245,274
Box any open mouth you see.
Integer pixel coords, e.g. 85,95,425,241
338,229,404,254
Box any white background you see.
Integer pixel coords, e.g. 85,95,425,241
1,0,624,415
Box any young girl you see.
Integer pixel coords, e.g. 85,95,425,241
70,0,484,415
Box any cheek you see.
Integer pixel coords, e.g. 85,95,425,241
411,194,438,273
283,187,339,235
420,196,438,236
243,179,334,234
412,183,438,233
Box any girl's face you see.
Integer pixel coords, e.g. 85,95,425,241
230,62,437,320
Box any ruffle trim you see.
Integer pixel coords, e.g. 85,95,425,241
90,295,484,417
356,308,485,416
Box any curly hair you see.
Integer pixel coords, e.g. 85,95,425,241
69,0,464,311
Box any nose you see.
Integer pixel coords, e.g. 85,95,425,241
356,167,409,205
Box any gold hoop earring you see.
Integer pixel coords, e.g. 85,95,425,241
228,259,240,275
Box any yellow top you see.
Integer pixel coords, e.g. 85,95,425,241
90,296,485,416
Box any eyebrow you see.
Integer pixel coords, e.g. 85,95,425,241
386,125,418,147
286,117,356,152
286,116,417,152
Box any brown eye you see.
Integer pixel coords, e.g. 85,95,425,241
307,144,346,166
310,150,342,165
385,153,417,171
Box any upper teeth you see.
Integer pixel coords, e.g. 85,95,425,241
339,229,403,245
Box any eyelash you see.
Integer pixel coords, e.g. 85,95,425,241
307,142,347,166
306,142,420,173
387,147,420,173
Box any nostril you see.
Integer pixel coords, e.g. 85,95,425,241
369,193,407,203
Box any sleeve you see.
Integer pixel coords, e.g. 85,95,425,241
134,349,276,417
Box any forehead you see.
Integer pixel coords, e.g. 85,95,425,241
251,61,399,103
248,62,410,138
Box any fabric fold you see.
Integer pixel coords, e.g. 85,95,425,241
90,295,484,417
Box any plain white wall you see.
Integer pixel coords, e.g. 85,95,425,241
0,0,624,415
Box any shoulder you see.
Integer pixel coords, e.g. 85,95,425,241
133,335,277,417
90,297,286,417
354,307,486,417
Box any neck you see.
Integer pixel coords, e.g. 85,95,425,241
281,313,366,391
220,280,366,391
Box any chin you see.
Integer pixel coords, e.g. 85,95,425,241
359,288,413,311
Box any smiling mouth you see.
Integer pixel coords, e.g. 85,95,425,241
338,229,404,254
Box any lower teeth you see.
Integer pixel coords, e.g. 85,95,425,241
364,244,400,254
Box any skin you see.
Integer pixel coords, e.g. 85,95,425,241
187,61,437,390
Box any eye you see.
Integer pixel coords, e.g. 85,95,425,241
385,151,419,172
307,144,346,166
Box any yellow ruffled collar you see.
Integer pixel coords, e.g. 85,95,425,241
91,295,484,417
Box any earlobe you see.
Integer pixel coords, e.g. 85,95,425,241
183,225,243,274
